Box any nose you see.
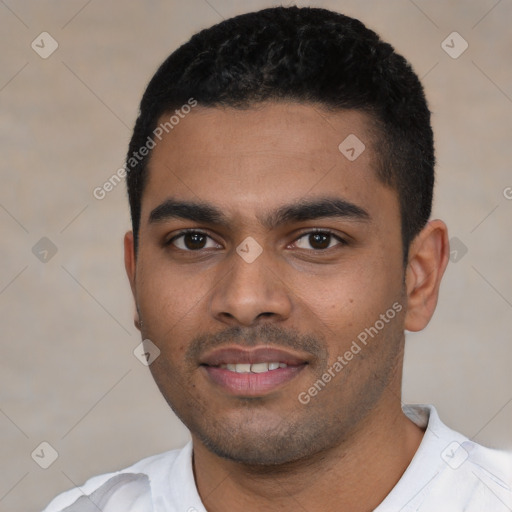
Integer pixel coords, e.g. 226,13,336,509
209,246,293,327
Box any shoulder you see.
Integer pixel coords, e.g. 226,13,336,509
444,440,512,505
466,439,512,476
407,404,512,510
42,446,185,512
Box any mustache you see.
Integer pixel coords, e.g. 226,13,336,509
185,323,327,364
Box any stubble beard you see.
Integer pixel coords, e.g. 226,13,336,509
141,308,405,469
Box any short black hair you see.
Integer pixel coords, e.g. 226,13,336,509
126,6,434,263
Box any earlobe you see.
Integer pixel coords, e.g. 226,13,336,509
404,220,450,332
124,231,140,331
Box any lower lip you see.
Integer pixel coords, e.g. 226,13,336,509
202,365,306,396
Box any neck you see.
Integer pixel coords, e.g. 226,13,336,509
192,399,424,512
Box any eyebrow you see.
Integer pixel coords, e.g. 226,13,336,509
148,196,370,229
263,197,370,229
149,199,228,226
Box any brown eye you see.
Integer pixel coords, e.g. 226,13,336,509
294,231,344,250
170,231,220,251
309,233,331,249
183,232,207,250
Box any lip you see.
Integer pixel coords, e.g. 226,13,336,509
200,346,309,397
200,346,309,366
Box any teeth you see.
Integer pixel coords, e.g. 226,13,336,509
219,362,288,373
250,362,269,373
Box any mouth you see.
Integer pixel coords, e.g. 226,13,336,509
218,361,289,373
200,346,309,397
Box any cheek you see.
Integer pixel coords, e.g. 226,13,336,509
136,253,210,333
295,258,403,346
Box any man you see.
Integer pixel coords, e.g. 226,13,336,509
43,6,511,512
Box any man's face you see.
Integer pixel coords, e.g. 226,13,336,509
126,102,407,465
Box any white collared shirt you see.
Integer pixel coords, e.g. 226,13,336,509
43,404,512,511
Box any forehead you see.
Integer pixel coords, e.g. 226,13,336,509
142,102,396,224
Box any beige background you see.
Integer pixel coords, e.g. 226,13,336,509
1,1,511,511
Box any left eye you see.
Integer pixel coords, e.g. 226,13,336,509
293,232,344,250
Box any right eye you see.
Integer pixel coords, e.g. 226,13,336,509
167,230,221,251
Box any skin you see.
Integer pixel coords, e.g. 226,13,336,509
124,102,450,511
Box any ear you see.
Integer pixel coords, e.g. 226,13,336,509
124,231,141,331
404,219,450,332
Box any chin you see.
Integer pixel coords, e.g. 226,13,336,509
201,434,312,466
191,411,332,467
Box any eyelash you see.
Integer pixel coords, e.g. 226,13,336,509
165,228,348,251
